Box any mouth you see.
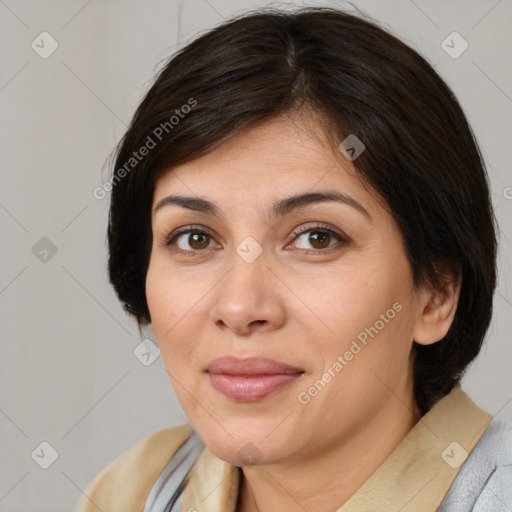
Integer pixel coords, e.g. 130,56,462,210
205,356,305,402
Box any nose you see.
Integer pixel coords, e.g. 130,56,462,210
209,246,287,336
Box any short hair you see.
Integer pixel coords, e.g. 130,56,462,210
106,6,497,415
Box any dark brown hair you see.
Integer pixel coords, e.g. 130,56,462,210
106,6,497,415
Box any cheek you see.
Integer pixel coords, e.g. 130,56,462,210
293,268,393,347
146,252,208,321
296,261,415,379
145,259,205,357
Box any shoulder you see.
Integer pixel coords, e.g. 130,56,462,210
74,424,193,512
469,418,512,510
438,417,512,511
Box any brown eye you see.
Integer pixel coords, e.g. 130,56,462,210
164,227,219,253
292,227,346,252
186,232,211,250
307,231,332,249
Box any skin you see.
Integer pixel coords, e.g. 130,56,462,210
145,112,461,512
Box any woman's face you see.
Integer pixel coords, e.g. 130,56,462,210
146,113,425,466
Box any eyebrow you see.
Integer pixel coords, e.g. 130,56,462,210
154,190,371,221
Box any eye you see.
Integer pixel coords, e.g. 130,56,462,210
287,223,349,253
163,225,219,255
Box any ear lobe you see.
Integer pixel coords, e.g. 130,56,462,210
413,273,462,346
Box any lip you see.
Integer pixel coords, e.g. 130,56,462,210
206,356,304,375
206,356,305,402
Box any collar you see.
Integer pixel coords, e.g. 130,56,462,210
182,385,492,511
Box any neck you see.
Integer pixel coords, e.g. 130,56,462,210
236,383,421,512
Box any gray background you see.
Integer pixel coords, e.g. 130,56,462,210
0,0,510,510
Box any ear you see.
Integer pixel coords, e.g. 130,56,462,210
413,272,462,346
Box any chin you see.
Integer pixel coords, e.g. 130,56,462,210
197,424,288,466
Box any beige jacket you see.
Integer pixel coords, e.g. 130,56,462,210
74,385,493,512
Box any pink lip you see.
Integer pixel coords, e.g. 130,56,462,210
206,356,304,402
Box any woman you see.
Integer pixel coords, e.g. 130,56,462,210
76,6,512,512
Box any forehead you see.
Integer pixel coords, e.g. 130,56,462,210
153,114,363,203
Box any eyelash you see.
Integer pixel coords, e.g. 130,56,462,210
161,223,350,256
